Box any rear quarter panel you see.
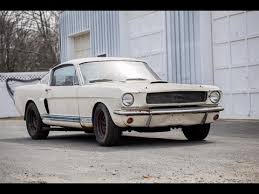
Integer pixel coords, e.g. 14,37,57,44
14,83,48,118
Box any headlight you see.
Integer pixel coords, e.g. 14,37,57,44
122,93,134,106
209,91,221,104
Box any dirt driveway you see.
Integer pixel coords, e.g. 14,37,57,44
0,119,258,183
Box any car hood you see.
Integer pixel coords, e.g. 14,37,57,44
87,80,220,93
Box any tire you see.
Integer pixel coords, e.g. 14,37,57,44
93,104,122,146
25,102,49,140
182,124,210,141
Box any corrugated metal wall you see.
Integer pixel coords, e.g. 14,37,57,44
60,11,202,85
165,11,201,84
125,11,168,80
211,11,259,119
60,11,120,62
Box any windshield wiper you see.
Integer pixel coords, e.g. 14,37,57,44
89,79,113,83
125,78,147,81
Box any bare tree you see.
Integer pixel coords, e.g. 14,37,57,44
0,11,61,72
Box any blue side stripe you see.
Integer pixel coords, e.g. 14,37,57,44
41,114,91,123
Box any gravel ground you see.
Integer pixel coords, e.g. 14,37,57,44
0,118,258,183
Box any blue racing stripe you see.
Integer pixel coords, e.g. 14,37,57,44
41,114,92,123
42,114,80,122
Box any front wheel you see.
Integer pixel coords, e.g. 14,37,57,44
182,124,210,141
93,104,122,146
25,102,49,140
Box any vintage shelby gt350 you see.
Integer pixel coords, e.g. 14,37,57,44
14,57,224,146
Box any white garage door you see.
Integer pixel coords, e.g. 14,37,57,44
73,33,91,59
125,11,167,80
212,11,259,119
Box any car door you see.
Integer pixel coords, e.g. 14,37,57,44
44,64,81,128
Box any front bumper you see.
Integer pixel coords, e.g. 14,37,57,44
113,106,224,127
114,106,224,115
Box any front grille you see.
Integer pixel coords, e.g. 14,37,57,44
146,91,207,104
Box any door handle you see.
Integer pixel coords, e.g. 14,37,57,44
45,88,52,92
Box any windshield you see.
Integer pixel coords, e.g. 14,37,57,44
79,60,161,83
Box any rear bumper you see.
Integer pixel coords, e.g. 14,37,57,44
113,106,224,127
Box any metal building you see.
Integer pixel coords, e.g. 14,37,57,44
60,11,259,119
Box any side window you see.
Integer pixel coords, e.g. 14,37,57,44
51,65,78,86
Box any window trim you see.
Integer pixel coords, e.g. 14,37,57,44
50,64,79,86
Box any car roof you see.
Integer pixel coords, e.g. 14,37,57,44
60,57,145,66
50,57,146,70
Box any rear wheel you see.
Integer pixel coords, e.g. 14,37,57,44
182,124,210,141
93,104,122,146
25,102,49,140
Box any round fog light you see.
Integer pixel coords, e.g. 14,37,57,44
127,117,134,124
213,114,219,120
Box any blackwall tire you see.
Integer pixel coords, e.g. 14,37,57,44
182,124,210,141
25,102,49,140
93,104,122,146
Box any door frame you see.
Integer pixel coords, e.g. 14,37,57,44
42,63,82,128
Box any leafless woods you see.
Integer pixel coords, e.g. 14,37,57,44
0,11,61,72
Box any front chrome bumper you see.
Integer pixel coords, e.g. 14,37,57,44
113,106,224,116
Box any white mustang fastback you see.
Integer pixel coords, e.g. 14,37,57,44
14,57,224,146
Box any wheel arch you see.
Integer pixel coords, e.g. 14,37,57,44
24,100,36,120
91,101,124,128
92,102,105,123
